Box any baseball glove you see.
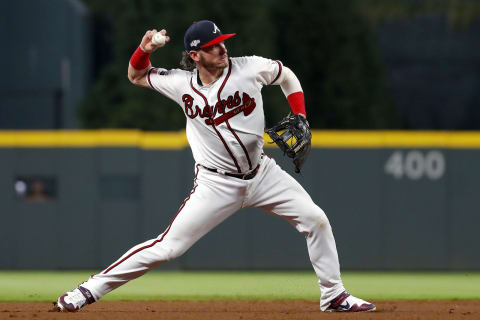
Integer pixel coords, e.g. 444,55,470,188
266,113,312,173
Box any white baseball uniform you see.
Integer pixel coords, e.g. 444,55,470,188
81,56,346,309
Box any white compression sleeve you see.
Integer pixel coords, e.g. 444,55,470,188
273,66,303,97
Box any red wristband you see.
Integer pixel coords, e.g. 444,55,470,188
287,91,306,117
129,46,151,70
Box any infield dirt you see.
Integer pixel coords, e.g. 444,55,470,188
1,300,479,319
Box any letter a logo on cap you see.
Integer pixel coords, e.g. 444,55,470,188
213,23,220,34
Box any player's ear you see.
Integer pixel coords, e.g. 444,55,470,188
189,50,200,62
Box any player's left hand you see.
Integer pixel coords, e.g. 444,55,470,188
266,113,312,173
140,29,170,53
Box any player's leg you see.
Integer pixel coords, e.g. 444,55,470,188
245,156,374,312
56,165,243,311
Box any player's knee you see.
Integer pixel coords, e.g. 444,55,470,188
157,239,191,261
312,207,330,229
295,205,331,236
168,246,188,260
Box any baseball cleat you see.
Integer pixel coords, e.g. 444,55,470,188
55,286,95,312
324,291,376,312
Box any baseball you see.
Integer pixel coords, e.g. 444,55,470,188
152,32,166,47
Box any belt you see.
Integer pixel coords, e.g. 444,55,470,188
203,164,260,180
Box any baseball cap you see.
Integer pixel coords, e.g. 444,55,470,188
184,20,236,51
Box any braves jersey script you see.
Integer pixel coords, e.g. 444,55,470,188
146,56,283,173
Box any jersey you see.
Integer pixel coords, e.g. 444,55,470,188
146,56,283,174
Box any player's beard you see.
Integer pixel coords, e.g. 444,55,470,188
199,54,228,70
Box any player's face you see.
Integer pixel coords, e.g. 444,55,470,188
198,42,229,69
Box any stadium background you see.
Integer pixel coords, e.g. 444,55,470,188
1,0,479,306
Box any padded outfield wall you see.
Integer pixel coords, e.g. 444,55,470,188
0,130,478,270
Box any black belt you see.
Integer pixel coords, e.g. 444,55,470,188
203,164,260,180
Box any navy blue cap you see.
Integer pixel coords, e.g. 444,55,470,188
184,20,236,51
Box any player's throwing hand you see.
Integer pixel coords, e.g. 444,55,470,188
140,29,170,53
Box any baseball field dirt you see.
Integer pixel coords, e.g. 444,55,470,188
1,300,479,320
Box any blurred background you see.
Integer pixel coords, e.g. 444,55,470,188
0,0,479,271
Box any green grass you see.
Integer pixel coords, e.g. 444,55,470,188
0,271,479,302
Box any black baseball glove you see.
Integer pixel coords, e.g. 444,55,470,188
266,113,312,173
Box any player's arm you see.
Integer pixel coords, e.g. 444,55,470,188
128,29,170,88
275,66,306,118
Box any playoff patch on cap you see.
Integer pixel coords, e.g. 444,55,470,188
184,20,236,51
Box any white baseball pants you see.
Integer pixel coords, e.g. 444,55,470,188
81,155,345,308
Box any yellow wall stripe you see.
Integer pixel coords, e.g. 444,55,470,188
310,131,480,148
0,130,479,149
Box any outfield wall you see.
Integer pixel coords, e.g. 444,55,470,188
0,130,478,270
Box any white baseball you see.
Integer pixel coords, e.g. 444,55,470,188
152,32,166,47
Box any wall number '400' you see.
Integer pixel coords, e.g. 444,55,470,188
384,150,445,180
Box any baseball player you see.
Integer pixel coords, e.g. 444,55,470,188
55,20,375,313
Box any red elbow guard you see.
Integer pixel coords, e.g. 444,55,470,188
129,46,151,70
287,91,306,117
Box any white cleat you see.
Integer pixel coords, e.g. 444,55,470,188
55,286,95,312
324,291,376,312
